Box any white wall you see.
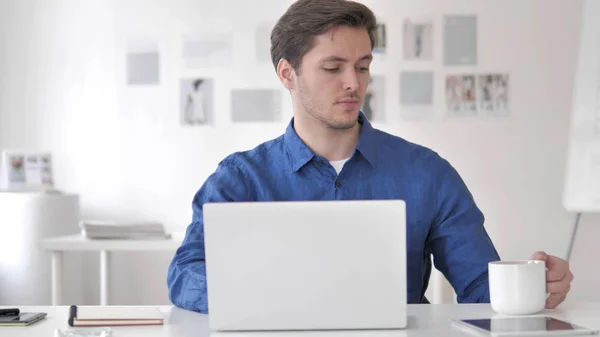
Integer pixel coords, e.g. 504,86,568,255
1,0,596,305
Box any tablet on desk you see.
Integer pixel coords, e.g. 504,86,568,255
451,316,599,336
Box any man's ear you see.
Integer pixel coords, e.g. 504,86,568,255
277,59,295,90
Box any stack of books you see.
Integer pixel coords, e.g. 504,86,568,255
79,220,170,240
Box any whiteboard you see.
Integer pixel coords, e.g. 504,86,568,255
563,0,600,213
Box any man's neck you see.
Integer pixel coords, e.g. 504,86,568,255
293,114,361,162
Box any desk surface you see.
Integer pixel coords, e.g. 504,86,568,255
40,234,184,251
2,303,599,337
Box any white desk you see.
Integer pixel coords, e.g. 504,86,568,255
1,303,599,337
40,234,184,305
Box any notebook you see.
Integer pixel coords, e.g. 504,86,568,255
68,305,164,327
79,220,170,239
0,312,47,326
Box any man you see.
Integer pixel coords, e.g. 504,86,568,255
167,0,573,313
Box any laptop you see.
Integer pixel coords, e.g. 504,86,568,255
203,200,407,331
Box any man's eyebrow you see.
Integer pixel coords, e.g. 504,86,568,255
321,56,347,63
320,54,373,63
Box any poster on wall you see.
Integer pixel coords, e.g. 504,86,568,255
256,22,275,65
399,71,434,119
126,38,160,86
362,75,385,122
478,74,509,116
0,151,54,191
180,78,214,126
443,15,477,66
231,89,282,122
446,74,477,116
403,19,433,61
182,32,233,68
373,23,387,54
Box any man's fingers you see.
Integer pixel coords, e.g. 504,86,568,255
547,281,571,296
546,256,570,282
531,251,548,262
546,293,567,309
529,253,572,310
546,268,566,282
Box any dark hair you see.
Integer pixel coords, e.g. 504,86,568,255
270,0,378,73
193,79,204,90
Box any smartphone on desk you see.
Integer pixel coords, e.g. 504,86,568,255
0,312,47,326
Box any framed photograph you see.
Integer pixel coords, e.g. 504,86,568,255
126,38,160,86
444,15,478,66
403,19,433,60
180,78,214,126
373,23,387,54
446,74,477,116
231,89,282,122
182,32,233,68
478,73,509,116
363,75,385,122
256,22,275,65
0,151,54,191
400,71,434,120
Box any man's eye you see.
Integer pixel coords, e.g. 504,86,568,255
324,68,339,72
359,67,369,72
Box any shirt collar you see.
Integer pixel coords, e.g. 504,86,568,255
284,111,378,173
283,118,315,173
354,112,378,167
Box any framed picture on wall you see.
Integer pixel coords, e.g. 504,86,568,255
0,151,54,191
477,73,509,116
373,23,387,54
403,18,433,61
180,78,214,126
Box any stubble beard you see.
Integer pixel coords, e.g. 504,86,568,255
297,78,359,131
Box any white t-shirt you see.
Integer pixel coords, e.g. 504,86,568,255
329,158,350,175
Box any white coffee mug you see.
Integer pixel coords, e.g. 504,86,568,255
488,260,547,315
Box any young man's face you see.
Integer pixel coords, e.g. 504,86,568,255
292,26,372,130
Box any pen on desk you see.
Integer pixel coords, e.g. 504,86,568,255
0,308,19,316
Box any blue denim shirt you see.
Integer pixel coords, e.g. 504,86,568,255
167,113,500,313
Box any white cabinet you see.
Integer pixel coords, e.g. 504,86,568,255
0,192,83,305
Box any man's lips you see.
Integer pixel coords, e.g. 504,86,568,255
335,99,360,107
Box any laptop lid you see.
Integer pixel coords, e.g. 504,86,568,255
204,200,407,331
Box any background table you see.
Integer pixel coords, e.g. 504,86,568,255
40,234,184,305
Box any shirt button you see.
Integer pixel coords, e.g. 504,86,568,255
335,181,342,188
